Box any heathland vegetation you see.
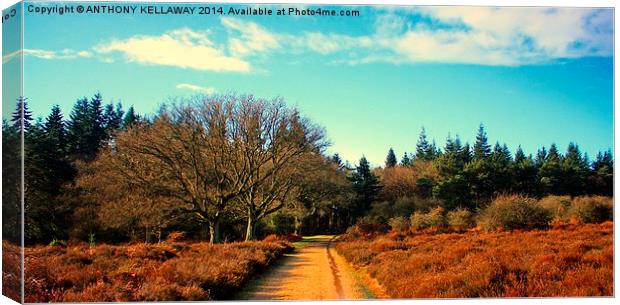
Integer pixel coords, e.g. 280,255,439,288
2,93,614,300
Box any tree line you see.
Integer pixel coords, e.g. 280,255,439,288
2,94,613,245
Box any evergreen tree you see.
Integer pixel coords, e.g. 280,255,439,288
122,105,139,129
538,143,563,195
473,124,491,160
66,97,92,159
44,105,66,157
88,93,106,152
561,142,588,195
103,102,124,134
512,146,538,196
349,156,382,217
415,127,434,160
385,148,397,168
535,146,547,167
591,150,613,195
400,152,411,166
460,142,472,164
331,153,343,168
488,143,513,194
11,96,33,131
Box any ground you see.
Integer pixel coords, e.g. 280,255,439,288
236,235,377,300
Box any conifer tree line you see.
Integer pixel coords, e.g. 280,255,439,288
2,94,614,246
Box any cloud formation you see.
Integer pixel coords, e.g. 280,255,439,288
176,83,216,94
13,7,612,69
3,48,92,63
97,28,250,72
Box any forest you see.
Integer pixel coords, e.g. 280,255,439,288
1,93,614,246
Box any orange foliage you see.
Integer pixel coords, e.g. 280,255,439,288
21,240,292,302
336,222,613,298
2,241,22,302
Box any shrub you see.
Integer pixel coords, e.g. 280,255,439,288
337,222,613,298
568,196,613,224
478,195,551,231
388,216,410,233
410,207,447,231
447,208,475,231
538,195,572,221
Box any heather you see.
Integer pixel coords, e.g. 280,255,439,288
18,239,292,302
336,222,613,298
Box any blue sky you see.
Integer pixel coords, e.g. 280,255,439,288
2,2,614,166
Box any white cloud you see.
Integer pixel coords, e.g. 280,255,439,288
221,17,280,56
176,83,216,94
3,48,92,63
97,28,250,73
380,7,613,65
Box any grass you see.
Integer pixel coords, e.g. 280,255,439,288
336,222,613,298
15,239,292,302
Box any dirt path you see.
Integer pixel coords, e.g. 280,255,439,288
236,235,371,300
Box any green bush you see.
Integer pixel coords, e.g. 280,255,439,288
388,216,409,233
478,195,551,231
410,207,446,231
447,208,475,231
568,196,613,223
538,195,572,220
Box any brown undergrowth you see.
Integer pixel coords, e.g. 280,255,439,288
336,222,613,298
15,238,292,302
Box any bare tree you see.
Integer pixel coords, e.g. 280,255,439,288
79,94,327,243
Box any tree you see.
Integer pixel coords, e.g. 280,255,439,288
401,152,411,166
84,95,327,243
416,127,437,161
385,148,397,168
349,156,382,217
473,124,491,160
512,146,538,196
103,102,124,138
122,105,139,129
2,121,22,243
235,104,328,241
538,143,563,195
11,96,32,131
561,142,589,195
591,150,613,196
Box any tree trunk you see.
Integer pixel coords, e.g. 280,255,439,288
209,220,221,244
245,212,256,241
293,215,301,235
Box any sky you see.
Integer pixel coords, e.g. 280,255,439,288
2,2,614,166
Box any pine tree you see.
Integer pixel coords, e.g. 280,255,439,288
591,150,613,195
512,146,538,196
349,156,382,217
415,127,432,160
473,124,491,160
88,93,106,153
11,96,33,131
44,105,66,157
385,148,397,168
538,143,563,195
535,146,547,167
103,102,124,134
66,97,91,158
561,142,588,195
122,105,139,129
400,152,411,166
331,153,344,169
460,142,472,164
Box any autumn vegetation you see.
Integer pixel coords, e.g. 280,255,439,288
336,222,613,297
17,236,292,302
2,92,614,301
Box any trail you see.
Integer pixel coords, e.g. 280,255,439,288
237,235,371,300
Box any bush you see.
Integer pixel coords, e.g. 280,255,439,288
410,207,447,231
568,196,613,224
388,216,409,233
478,195,551,231
447,208,475,231
538,195,572,221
